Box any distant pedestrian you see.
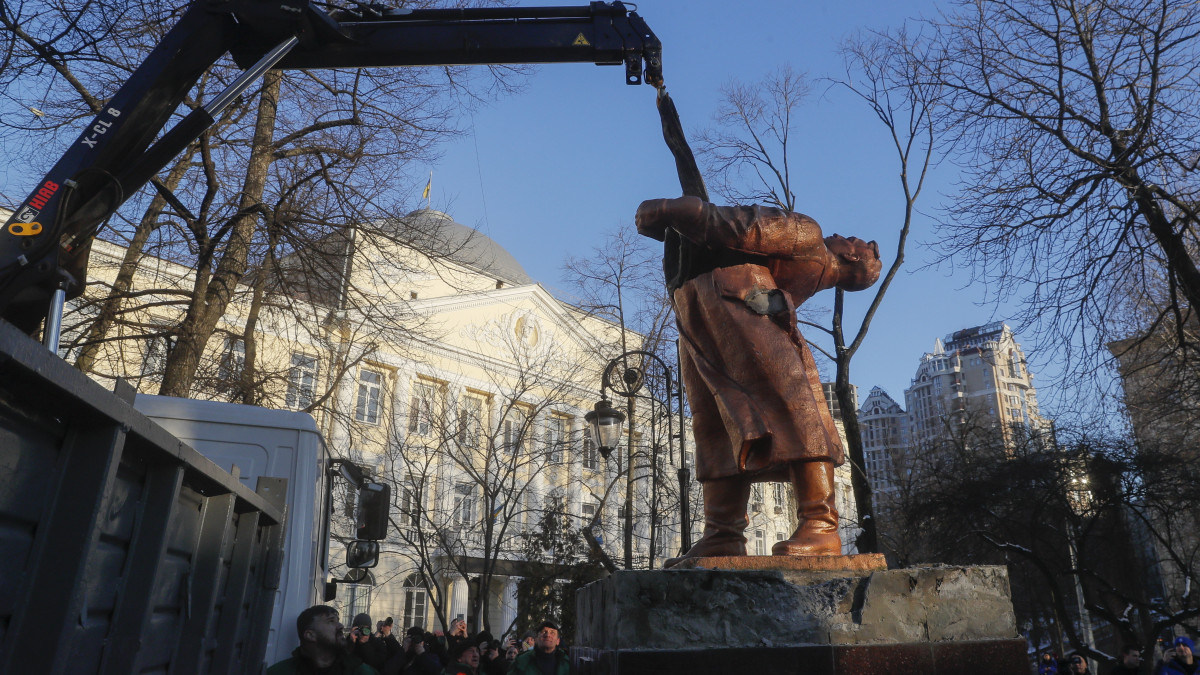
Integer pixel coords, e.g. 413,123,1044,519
347,612,389,672
507,620,570,675
383,628,441,675
446,618,469,656
1157,636,1198,675
1109,645,1142,675
380,618,401,662
479,639,506,675
442,638,480,675
1067,654,1091,675
1040,652,1059,674
267,605,377,675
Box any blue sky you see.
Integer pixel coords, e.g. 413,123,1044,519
424,0,1037,410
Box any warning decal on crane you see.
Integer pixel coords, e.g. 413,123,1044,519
573,33,591,46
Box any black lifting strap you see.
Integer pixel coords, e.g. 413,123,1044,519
654,85,711,293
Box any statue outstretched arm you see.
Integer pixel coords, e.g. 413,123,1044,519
635,196,823,257
636,196,882,293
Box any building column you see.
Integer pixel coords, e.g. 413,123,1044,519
449,577,469,622
499,577,519,638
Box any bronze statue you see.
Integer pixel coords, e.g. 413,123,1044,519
635,196,881,565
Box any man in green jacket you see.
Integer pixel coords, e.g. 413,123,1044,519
507,621,569,675
268,605,378,675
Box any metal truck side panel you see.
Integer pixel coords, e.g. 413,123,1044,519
0,319,285,675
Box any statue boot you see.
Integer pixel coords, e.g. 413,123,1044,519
664,475,751,568
772,460,841,556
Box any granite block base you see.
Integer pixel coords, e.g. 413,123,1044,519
572,640,1028,675
572,564,1024,675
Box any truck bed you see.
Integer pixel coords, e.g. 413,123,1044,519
0,319,287,675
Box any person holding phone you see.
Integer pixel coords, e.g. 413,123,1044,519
1159,636,1198,675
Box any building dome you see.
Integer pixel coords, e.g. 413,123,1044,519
399,209,534,286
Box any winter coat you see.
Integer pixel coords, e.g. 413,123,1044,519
266,648,378,675
506,649,570,675
1158,658,1200,675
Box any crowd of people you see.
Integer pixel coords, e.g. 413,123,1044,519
1038,636,1198,675
266,606,572,675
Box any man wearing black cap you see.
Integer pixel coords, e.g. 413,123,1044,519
507,620,569,675
347,612,389,672
383,628,442,675
379,618,401,663
1159,636,1198,675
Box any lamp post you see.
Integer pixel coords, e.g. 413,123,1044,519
584,349,691,568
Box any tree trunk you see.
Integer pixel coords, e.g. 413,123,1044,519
74,150,196,373
833,289,877,554
160,71,281,397
236,223,281,405
835,363,876,554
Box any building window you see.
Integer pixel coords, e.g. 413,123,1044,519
546,415,567,464
458,394,485,449
546,490,566,515
408,382,434,436
219,338,245,382
453,482,476,528
400,476,421,528
286,353,318,410
345,579,372,622
754,529,766,555
582,501,599,526
772,483,787,513
656,528,672,557
355,369,382,424
141,325,176,380
503,408,527,454
751,484,764,512
402,574,427,629
582,436,599,471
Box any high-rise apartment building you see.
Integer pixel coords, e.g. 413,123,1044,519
821,382,858,423
857,386,909,494
905,321,1047,452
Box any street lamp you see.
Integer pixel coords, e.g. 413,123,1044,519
587,349,691,563
584,398,625,458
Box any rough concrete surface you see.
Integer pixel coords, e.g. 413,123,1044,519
669,553,887,573
575,565,1017,650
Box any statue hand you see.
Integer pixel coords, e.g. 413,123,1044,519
635,196,705,242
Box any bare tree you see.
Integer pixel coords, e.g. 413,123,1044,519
886,413,1198,668
879,0,1200,402
369,313,601,634
562,227,685,568
0,0,525,402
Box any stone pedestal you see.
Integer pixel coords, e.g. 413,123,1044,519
571,558,1026,675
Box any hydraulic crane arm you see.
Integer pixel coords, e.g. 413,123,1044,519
0,0,661,335
236,3,660,84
